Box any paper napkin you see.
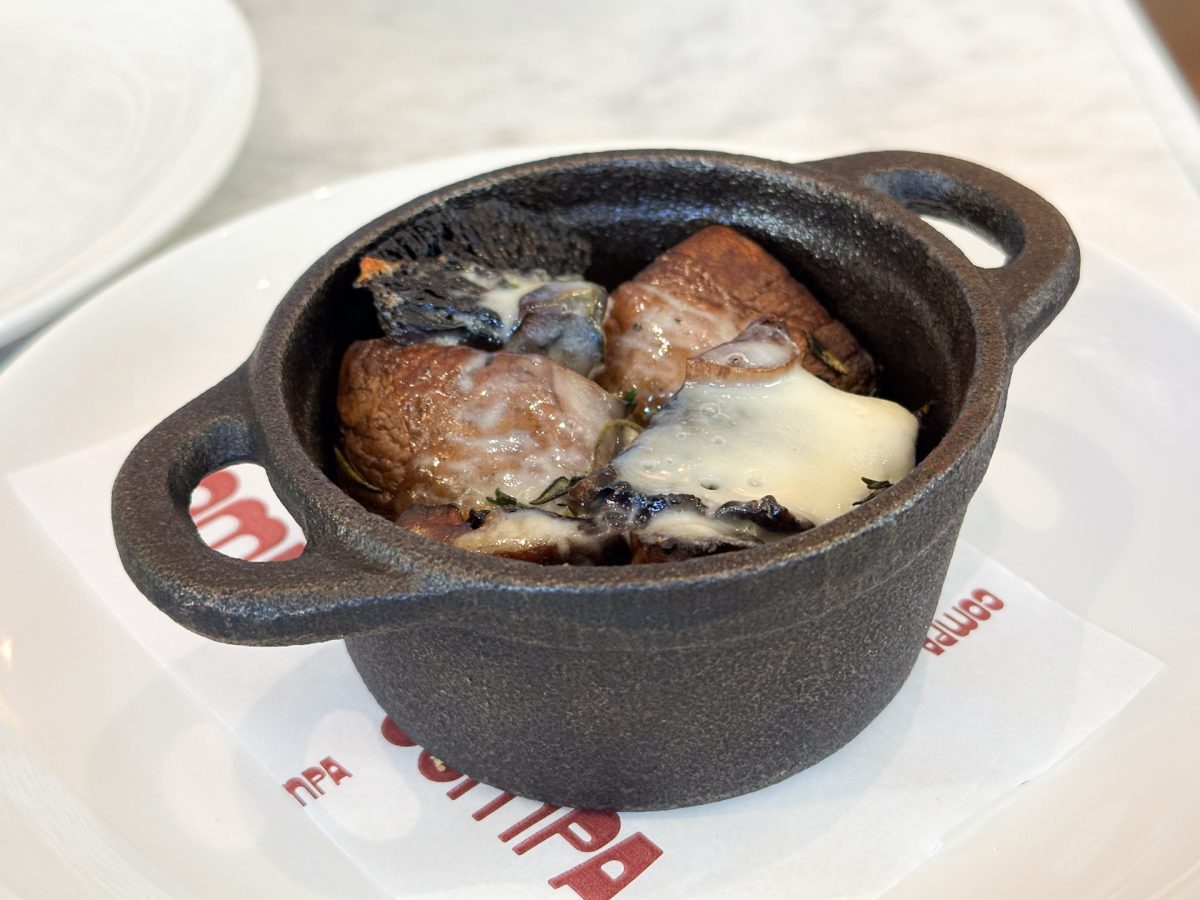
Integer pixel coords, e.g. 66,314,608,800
9,435,1162,899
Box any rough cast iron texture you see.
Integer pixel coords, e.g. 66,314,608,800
111,150,1080,810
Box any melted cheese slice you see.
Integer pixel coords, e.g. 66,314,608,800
612,361,918,526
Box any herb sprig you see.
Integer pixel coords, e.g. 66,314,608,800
852,476,894,506
485,475,585,510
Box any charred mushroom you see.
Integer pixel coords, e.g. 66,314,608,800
356,201,606,369
714,495,814,535
566,465,706,528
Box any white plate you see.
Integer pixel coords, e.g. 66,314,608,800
1,145,1198,897
0,0,258,345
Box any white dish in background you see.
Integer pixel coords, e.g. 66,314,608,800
0,146,1197,897
0,0,258,345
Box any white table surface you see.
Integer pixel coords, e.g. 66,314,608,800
3,0,1199,371
2,1,1200,896
185,0,1200,299
5,0,1200,369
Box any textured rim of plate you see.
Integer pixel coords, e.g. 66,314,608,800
0,0,260,346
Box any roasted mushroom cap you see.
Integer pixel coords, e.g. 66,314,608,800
337,340,624,517
596,224,877,421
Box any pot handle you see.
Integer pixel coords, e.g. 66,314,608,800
111,366,425,646
806,151,1080,359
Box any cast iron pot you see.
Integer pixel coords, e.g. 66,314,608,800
111,149,1079,810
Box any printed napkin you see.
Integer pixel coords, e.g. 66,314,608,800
9,434,1162,899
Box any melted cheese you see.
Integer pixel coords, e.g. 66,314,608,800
453,509,589,557
459,267,585,337
612,366,918,526
637,509,764,541
478,271,550,333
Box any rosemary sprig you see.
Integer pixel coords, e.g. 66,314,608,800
485,475,585,510
485,488,527,509
530,475,582,506
852,476,894,505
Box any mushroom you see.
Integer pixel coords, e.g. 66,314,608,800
595,224,877,422
336,340,624,518
355,201,607,373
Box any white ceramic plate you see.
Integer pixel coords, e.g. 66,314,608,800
0,0,258,346
1,146,1198,897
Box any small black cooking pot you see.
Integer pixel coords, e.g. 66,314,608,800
111,150,1078,810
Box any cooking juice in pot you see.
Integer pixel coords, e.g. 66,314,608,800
335,203,919,565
